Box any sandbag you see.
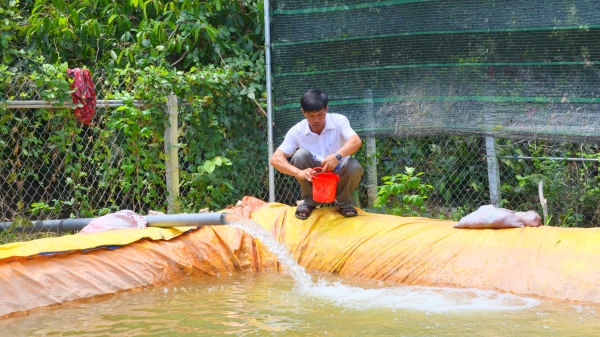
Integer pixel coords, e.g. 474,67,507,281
80,210,147,234
515,210,542,227
455,205,541,229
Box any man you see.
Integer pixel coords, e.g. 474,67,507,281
270,89,364,220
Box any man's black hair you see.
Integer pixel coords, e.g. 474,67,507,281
300,89,328,112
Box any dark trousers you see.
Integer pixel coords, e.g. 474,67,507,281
290,148,364,208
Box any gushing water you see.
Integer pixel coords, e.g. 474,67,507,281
222,213,540,312
223,213,314,288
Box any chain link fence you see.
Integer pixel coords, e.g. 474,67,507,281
271,133,600,228
3,76,600,244
1,70,270,243
358,135,600,228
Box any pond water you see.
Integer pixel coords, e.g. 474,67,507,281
1,272,599,336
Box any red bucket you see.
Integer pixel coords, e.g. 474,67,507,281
312,167,339,203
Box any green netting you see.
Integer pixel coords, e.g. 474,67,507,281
270,0,600,142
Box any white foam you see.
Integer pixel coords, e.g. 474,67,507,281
304,279,540,313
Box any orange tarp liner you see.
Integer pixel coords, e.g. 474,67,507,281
0,199,278,318
1,196,600,317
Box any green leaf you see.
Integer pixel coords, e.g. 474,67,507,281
204,160,216,173
413,195,424,206
191,173,203,186
407,176,420,189
392,184,405,194
6,172,17,184
206,25,218,42
122,164,135,176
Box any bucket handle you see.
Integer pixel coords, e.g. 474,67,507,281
313,166,335,175
312,167,340,181
314,166,333,173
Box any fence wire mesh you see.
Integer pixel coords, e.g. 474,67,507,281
1,71,270,243
2,90,599,245
269,132,600,228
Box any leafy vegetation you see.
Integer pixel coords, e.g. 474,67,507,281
356,137,600,227
497,140,600,227
1,0,267,220
374,166,433,217
3,0,263,70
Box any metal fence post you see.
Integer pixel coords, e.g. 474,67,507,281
165,94,181,214
365,89,378,208
485,136,501,207
265,0,276,203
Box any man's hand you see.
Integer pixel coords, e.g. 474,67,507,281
320,154,340,172
295,167,317,182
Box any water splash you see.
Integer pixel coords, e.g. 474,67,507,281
222,212,540,312
223,213,314,289
306,279,540,313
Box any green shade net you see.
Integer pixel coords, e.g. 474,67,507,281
269,0,600,142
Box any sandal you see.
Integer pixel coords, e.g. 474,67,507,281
338,206,358,218
295,203,316,220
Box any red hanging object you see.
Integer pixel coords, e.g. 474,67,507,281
67,68,97,125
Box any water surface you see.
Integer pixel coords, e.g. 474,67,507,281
2,272,598,336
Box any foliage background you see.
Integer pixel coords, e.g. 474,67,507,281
1,0,268,228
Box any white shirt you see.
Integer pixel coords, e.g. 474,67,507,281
277,113,357,161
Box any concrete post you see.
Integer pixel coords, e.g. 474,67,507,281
365,90,378,208
164,94,181,214
485,136,501,207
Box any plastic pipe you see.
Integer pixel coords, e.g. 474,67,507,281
0,212,226,233
145,213,225,227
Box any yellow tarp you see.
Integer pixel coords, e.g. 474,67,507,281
1,196,599,318
0,227,190,260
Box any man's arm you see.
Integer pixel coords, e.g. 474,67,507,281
320,134,363,172
270,149,316,182
336,134,362,158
